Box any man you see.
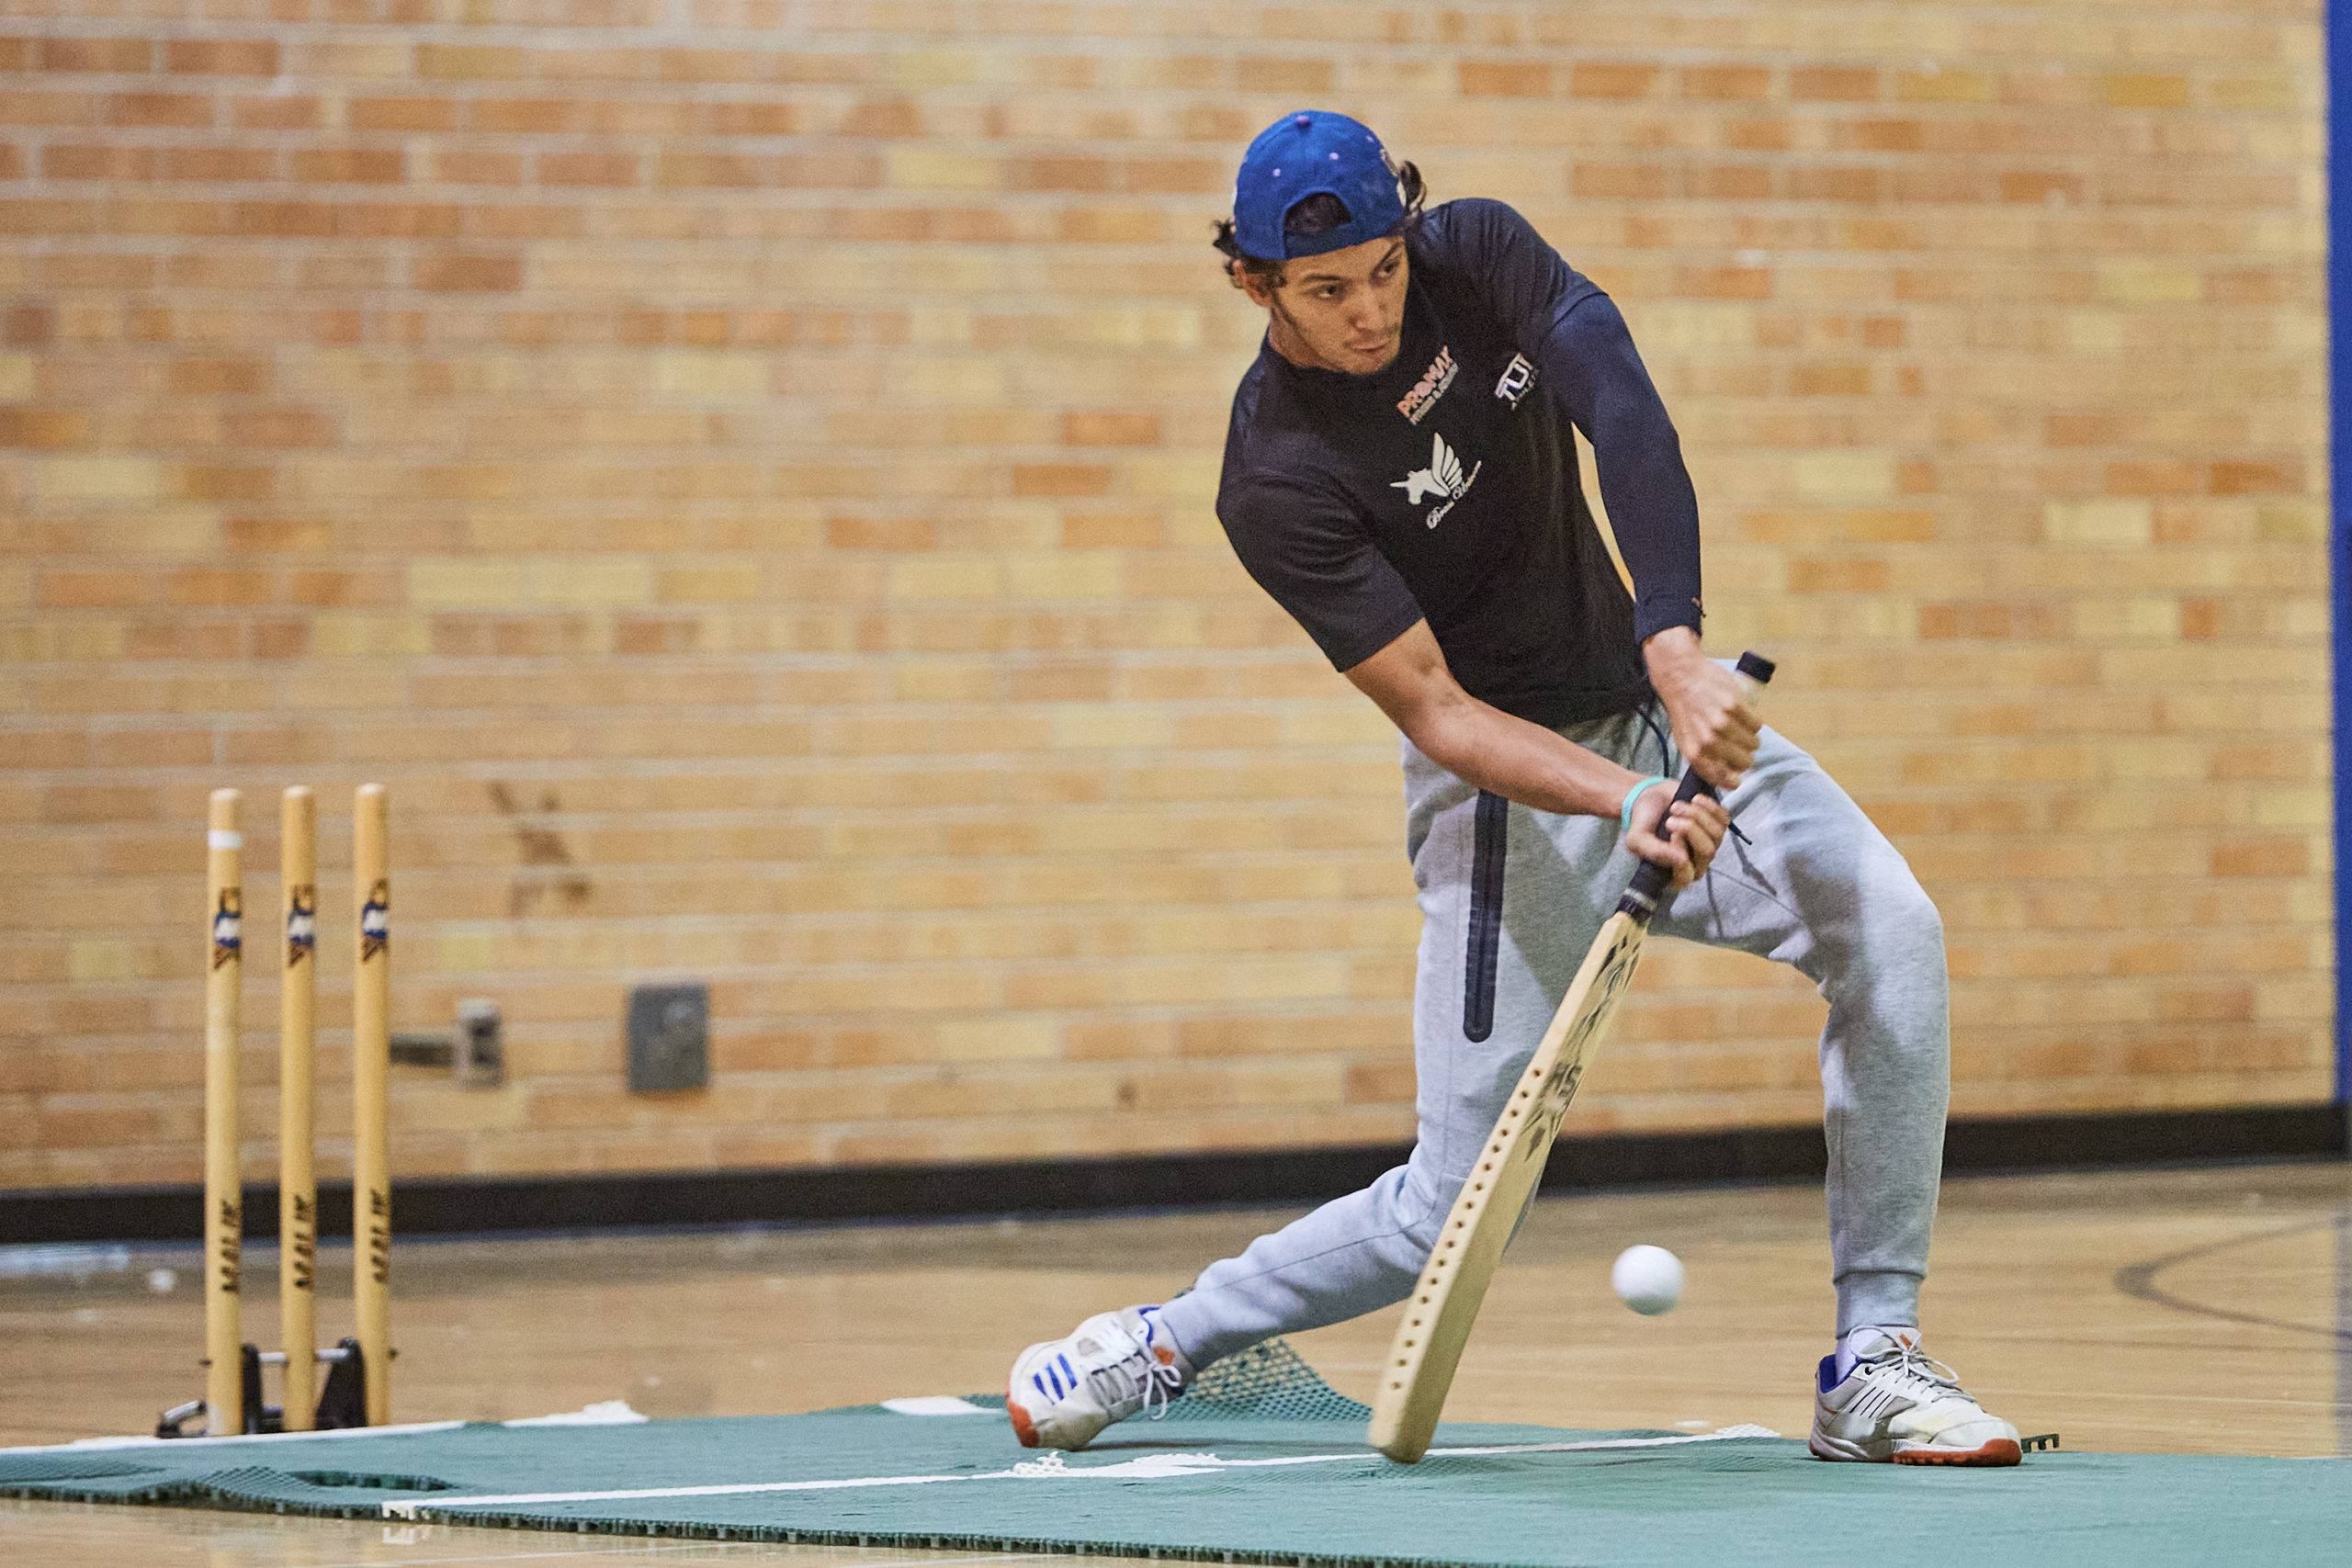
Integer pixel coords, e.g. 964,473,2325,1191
1005,112,2018,1467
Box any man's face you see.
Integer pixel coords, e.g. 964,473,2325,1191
1244,233,1409,376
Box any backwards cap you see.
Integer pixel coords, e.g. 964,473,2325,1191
1230,111,1407,261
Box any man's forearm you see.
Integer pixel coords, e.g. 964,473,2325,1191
1406,687,1646,818
1343,619,1656,817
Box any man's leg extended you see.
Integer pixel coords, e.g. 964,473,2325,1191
1156,720,1641,1368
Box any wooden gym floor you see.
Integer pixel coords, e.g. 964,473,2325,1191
4,1158,2346,1565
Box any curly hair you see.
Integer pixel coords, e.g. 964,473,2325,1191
1210,161,1427,290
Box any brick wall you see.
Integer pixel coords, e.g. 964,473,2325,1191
1,1,2330,1192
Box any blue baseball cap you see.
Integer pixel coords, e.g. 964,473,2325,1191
1231,111,1407,261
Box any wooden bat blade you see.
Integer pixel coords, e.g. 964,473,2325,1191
1368,909,1652,1463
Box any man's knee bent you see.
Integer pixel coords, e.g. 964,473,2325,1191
1808,844,1944,966
1387,1156,1459,1259
1873,869,1945,968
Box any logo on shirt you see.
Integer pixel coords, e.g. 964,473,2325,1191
1396,345,1458,425
1495,353,1536,409
1391,432,1481,528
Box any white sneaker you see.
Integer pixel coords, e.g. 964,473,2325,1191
1809,1327,2020,1466
1006,1305,1192,1450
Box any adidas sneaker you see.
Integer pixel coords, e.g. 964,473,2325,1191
1809,1326,2021,1466
1006,1304,1192,1451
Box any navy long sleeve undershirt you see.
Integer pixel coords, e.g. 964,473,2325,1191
1456,200,1705,643
1548,297,1705,642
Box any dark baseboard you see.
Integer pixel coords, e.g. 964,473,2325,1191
1937,1102,2346,1171
2,1101,2343,1247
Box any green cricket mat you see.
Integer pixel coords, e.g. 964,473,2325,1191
4,1340,2344,1568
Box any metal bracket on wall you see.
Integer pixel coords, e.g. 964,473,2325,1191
386,998,503,1089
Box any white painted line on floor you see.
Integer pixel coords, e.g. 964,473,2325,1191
386,1427,1780,1520
504,1402,650,1427
880,1396,993,1416
1,1403,644,1454
0,1419,469,1455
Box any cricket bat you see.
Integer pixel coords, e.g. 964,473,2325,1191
1368,650,1776,1464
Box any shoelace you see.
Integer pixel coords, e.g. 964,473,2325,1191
1081,1325,1185,1423
1860,1339,1966,1400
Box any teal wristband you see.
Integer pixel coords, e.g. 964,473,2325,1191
1619,775,1669,840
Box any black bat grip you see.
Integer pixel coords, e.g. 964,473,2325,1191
1621,651,1775,916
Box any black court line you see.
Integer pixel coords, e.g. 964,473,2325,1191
2111,1214,2352,1343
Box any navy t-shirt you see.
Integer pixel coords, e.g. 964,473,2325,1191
1215,198,1704,728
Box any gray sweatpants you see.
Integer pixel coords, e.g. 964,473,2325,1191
1156,706,1950,1367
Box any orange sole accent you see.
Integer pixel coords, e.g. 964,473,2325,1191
1006,1393,1038,1449
1894,1438,2022,1467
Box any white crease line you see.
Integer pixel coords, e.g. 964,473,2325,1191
389,1470,993,1517
386,1427,1779,1520
1423,1429,1779,1458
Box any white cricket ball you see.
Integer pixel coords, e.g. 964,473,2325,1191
1611,1245,1684,1315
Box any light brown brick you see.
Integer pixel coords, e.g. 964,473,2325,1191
41,37,153,73
415,254,523,291
1682,65,1772,101
1236,58,1333,95
1791,66,1878,101
105,93,213,129
418,44,530,80
165,39,278,75
539,152,639,186
1061,412,1160,446
1569,62,1657,99
291,147,404,184
351,96,460,131
1460,62,1549,97
2107,74,2191,109
232,96,322,130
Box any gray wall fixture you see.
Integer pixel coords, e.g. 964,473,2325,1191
627,983,709,1092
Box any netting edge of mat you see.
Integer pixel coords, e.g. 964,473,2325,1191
1163,1337,1372,1424
0,1478,345,1511
404,1505,1555,1568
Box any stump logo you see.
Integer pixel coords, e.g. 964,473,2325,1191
287,885,316,968
210,889,242,971
359,880,390,963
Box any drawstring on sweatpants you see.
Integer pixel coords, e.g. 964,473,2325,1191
1638,697,1751,847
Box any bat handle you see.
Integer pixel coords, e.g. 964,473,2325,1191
1620,650,1775,919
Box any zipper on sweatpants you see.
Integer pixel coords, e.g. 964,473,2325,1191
1462,790,1508,1042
